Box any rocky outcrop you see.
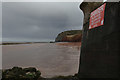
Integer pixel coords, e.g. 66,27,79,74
2,67,41,80
55,30,82,42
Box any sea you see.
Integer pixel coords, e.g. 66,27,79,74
2,42,80,78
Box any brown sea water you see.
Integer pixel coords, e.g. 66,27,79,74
2,43,80,78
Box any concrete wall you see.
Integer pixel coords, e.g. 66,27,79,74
78,2,120,78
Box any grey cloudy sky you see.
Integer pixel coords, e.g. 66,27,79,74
2,2,84,42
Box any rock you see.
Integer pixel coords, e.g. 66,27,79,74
80,2,103,24
2,67,41,80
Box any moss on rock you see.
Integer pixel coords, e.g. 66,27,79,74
2,67,41,80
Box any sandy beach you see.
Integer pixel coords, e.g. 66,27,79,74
2,42,81,78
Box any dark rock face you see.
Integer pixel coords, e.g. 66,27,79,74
78,2,120,78
55,30,82,42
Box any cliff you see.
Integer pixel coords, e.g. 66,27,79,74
55,30,82,42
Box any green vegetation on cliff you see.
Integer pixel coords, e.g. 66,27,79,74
55,30,82,42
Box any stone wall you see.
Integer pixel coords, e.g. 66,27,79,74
78,2,120,78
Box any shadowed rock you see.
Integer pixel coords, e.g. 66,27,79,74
2,67,41,80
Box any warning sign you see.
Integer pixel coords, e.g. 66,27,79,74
89,3,106,29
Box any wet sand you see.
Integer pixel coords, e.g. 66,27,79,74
2,43,81,78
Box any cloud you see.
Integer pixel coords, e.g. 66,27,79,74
2,2,84,42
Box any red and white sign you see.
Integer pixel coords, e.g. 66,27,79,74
89,3,106,29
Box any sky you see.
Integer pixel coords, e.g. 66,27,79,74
2,2,84,42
